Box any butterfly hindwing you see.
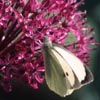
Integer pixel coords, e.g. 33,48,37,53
43,46,75,97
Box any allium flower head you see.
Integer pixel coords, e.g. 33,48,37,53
0,0,98,92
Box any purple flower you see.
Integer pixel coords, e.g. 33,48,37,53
0,0,98,92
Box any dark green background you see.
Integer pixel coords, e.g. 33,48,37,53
0,0,100,100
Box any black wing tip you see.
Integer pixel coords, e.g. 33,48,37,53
81,67,94,85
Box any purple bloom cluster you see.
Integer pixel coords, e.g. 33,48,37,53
0,0,97,92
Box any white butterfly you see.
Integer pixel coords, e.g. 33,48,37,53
42,36,93,97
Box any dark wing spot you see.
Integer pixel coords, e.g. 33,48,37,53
63,72,69,77
66,72,69,76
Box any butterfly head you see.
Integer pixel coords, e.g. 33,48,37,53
43,36,52,48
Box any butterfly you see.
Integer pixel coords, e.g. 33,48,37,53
42,36,93,97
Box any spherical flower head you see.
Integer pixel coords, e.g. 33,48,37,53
0,0,98,92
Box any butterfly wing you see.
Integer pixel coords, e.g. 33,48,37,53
43,46,75,97
54,45,93,88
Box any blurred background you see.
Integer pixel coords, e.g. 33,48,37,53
0,0,100,100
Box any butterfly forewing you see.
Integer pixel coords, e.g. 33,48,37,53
54,46,86,82
54,45,93,87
